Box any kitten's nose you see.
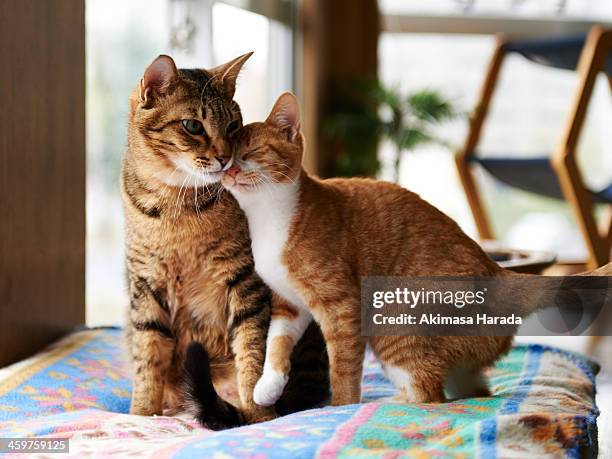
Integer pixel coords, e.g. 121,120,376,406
216,156,230,169
226,166,240,178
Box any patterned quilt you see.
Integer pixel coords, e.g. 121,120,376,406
0,328,599,458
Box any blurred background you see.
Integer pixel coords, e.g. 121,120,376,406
86,0,612,326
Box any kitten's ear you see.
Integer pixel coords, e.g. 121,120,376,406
209,52,253,99
266,92,301,142
140,55,178,107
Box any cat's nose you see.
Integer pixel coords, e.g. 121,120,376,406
226,166,240,178
216,156,230,169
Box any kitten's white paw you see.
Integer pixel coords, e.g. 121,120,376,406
253,371,288,407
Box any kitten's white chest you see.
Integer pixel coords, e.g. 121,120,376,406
235,182,307,310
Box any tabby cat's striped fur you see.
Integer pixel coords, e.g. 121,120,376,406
122,55,328,428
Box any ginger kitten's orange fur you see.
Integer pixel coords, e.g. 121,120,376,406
222,93,610,407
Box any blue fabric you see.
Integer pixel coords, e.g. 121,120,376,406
0,329,601,458
505,33,612,75
470,156,612,203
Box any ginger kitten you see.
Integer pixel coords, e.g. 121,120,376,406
221,92,610,408
122,56,328,429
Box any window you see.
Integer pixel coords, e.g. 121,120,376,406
212,2,293,122
86,0,294,325
380,0,612,19
378,1,612,261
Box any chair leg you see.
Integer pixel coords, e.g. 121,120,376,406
586,335,604,357
601,205,612,252
606,73,612,255
586,211,611,355
455,38,506,240
455,157,493,239
554,158,609,269
551,26,612,269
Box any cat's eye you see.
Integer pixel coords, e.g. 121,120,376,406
241,149,260,160
226,120,240,135
181,119,205,136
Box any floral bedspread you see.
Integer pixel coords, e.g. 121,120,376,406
0,328,599,458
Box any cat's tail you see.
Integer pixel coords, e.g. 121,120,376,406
183,342,245,430
582,262,612,276
502,261,612,318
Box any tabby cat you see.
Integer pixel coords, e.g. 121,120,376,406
122,56,328,429
221,92,612,408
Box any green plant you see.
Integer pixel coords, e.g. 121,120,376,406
325,80,457,181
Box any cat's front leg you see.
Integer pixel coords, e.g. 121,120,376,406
227,269,277,423
253,295,312,406
311,299,365,406
127,277,174,416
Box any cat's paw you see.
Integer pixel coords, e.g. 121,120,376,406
129,401,162,416
253,371,288,406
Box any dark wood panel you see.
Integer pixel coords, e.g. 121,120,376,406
300,0,380,176
0,0,85,366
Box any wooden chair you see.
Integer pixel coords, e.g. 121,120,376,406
455,25,612,270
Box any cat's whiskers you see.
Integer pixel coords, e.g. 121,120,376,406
159,166,181,204
271,161,294,173
271,169,296,185
213,178,224,207
188,169,209,213
173,174,190,220
179,177,191,216
193,174,202,218
204,184,217,206
172,176,186,220
249,176,264,195
195,167,223,209
254,174,279,208
265,161,297,185
165,166,180,184
195,167,212,199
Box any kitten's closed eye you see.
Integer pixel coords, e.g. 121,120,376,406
181,119,205,136
240,150,256,161
240,148,265,161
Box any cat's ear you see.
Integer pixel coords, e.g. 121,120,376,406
140,55,178,107
209,52,253,99
266,92,301,142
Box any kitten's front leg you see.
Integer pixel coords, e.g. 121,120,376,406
311,299,365,406
127,277,174,416
227,269,277,423
253,295,312,406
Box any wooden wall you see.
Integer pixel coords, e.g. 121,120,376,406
0,0,86,366
299,0,380,177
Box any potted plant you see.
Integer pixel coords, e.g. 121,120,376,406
325,80,456,182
